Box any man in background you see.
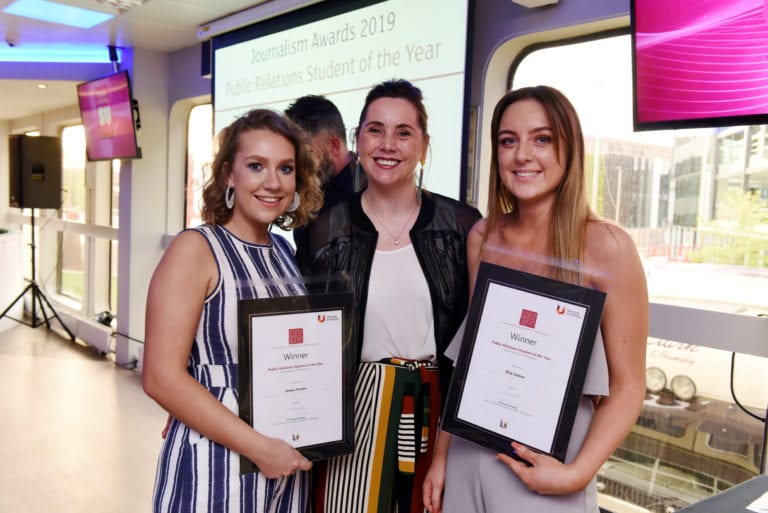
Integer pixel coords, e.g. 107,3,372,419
285,95,358,243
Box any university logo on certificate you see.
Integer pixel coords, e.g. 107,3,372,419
442,261,606,463
237,290,355,474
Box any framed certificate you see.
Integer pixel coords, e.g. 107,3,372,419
442,262,606,462
238,291,355,474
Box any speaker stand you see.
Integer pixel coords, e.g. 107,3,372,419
0,209,75,342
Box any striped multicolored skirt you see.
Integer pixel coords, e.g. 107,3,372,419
313,358,441,513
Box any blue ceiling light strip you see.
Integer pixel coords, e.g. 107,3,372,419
0,43,119,63
3,0,114,29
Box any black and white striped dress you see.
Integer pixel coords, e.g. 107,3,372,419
152,224,309,513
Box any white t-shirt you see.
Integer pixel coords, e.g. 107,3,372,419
361,244,437,363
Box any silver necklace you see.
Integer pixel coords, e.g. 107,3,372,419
365,196,419,246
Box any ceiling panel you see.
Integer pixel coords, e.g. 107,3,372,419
1,79,80,121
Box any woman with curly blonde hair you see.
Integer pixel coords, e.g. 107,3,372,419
144,109,323,513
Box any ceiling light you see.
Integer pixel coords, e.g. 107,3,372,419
3,0,114,29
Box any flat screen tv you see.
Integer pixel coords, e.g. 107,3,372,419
631,0,768,131
77,70,142,161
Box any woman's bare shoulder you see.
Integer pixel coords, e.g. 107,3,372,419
169,228,210,250
470,217,488,234
154,229,217,281
584,219,640,269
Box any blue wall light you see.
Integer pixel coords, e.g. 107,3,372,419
0,43,119,63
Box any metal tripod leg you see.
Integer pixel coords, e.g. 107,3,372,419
0,282,33,321
0,208,76,343
31,282,76,341
0,281,75,341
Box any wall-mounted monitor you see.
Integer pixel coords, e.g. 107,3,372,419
631,0,768,131
77,70,142,161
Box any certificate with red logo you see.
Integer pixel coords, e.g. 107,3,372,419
238,291,355,473
442,262,605,463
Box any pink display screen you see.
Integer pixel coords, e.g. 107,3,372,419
632,0,768,130
77,70,141,161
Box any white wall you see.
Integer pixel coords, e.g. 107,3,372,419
114,48,172,364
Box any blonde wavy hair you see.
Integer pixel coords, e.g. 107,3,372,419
201,109,323,230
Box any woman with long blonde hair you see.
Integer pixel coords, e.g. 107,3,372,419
424,86,648,513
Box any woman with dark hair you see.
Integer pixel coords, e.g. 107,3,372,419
143,109,323,513
424,86,648,513
296,79,481,513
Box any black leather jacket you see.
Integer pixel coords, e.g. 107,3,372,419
296,191,482,400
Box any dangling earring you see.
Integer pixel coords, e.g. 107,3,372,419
286,192,300,213
416,160,425,202
225,185,235,209
354,154,362,193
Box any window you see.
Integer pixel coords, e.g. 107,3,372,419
512,33,768,302
186,104,213,228
58,125,86,302
56,124,118,318
110,160,120,313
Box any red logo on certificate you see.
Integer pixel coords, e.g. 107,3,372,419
288,328,304,345
519,309,538,329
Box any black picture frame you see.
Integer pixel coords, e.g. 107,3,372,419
442,262,606,462
238,291,356,474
